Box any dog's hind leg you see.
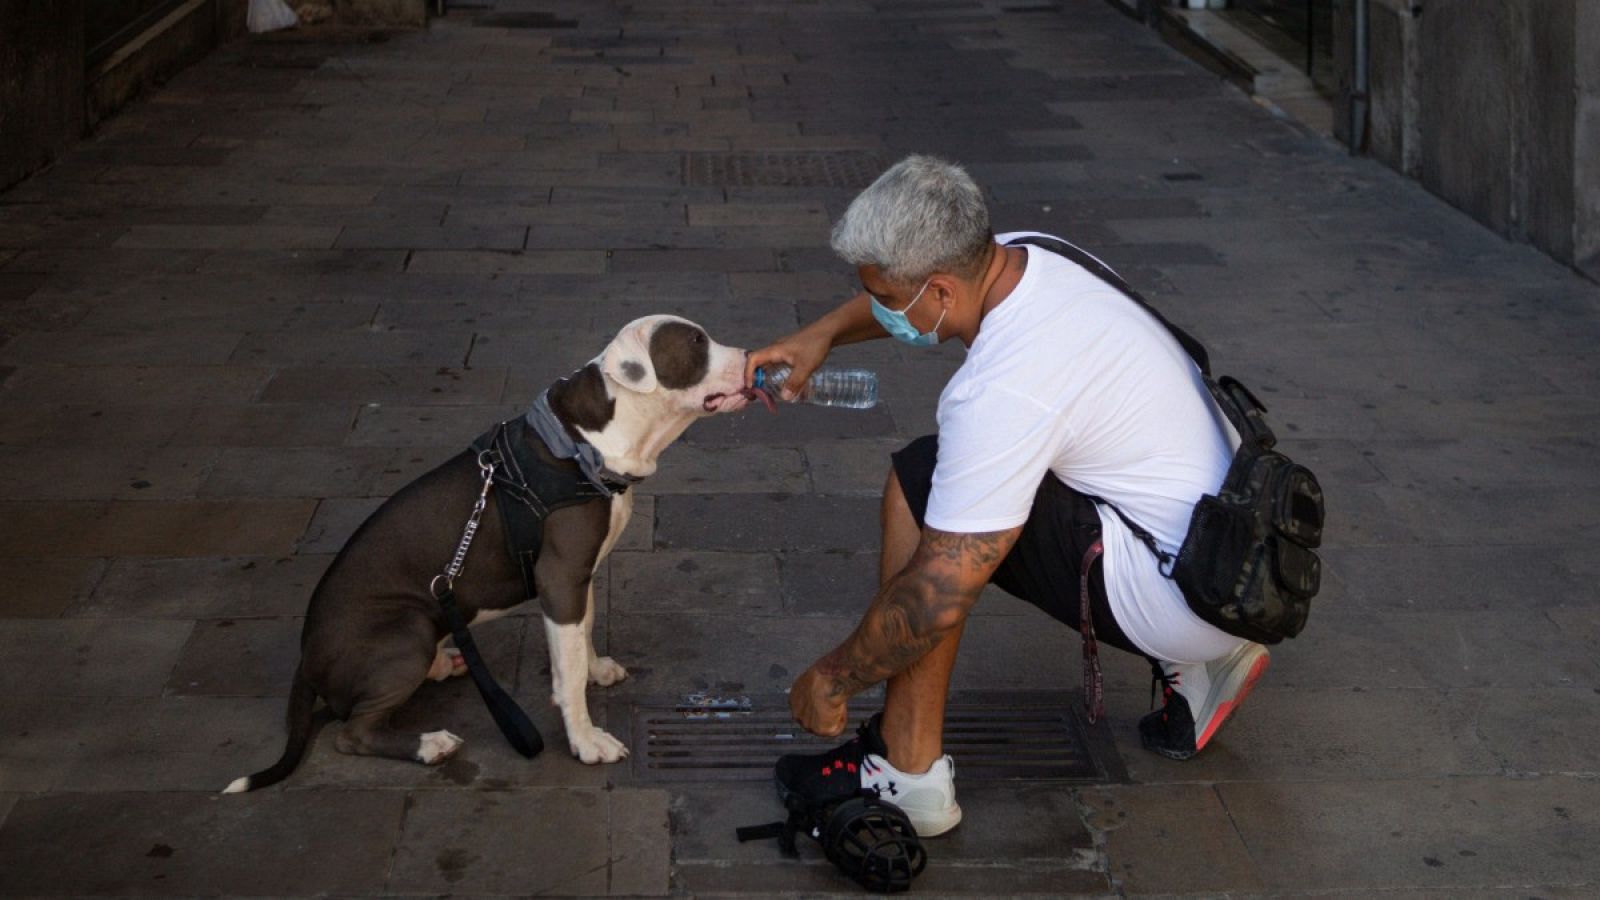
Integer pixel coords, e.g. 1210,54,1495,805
338,709,464,765
333,649,462,765
427,644,467,682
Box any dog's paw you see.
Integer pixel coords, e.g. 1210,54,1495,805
416,729,465,765
588,655,628,687
428,648,467,682
568,727,629,764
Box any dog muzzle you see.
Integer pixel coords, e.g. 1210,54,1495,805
737,791,927,893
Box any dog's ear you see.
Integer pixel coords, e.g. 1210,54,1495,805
600,320,658,394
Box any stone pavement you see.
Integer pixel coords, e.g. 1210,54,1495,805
2,0,1599,896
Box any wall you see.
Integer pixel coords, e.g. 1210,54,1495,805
1334,0,1599,281
1577,1,1600,277
0,1,87,191
87,0,224,128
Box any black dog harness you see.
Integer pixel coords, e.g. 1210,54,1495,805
470,417,632,600
431,417,633,759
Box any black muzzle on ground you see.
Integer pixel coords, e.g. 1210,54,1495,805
737,791,927,893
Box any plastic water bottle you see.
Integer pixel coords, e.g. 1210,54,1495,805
754,366,879,409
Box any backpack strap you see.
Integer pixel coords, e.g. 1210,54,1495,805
1005,234,1210,376
1007,234,1213,572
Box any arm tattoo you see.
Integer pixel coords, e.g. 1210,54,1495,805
813,527,1019,701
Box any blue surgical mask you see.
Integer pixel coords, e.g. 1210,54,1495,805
869,278,945,347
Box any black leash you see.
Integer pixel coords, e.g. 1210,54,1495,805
429,450,544,758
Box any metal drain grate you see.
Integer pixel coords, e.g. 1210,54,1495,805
632,694,1109,783
682,152,886,189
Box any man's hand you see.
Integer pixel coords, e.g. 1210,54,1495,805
789,665,849,738
745,329,832,402
746,291,890,400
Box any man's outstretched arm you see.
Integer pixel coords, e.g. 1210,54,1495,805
792,524,1023,736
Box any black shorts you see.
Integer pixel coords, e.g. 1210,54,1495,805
891,434,1144,657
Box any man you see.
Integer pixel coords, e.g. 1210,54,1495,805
744,155,1269,837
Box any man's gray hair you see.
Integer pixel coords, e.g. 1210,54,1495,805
830,155,992,284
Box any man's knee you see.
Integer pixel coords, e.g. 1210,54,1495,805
883,463,910,520
886,435,937,531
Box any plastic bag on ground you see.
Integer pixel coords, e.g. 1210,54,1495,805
247,0,299,33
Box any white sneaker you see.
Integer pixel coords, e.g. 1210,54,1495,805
860,752,963,837
773,713,962,836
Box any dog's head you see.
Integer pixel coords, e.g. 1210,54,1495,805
596,315,752,415
546,316,751,478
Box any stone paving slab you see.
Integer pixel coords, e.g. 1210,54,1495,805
1220,776,1600,893
654,494,882,552
8,695,286,793
0,790,405,896
0,499,315,558
389,788,669,896
407,248,607,275
0,558,108,618
346,403,523,446
0,447,214,501
71,554,330,619
259,365,505,405
165,618,302,697
0,365,271,406
609,550,784,617
1080,783,1264,895
0,619,192,698
0,330,243,367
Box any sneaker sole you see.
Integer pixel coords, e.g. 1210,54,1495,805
906,800,962,837
774,776,963,838
1194,644,1270,751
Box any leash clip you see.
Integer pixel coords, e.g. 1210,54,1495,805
435,454,498,595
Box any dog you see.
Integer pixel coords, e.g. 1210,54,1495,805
225,315,756,792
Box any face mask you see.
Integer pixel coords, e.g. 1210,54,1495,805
869,278,945,347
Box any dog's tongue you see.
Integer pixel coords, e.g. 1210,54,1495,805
702,389,778,414
744,387,777,413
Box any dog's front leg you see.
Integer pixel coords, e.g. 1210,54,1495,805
587,491,632,687
545,606,628,764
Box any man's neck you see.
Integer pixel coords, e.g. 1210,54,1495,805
959,242,1026,345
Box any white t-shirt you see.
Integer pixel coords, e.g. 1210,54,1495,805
924,232,1247,664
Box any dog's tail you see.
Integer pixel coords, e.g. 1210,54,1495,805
222,663,318,794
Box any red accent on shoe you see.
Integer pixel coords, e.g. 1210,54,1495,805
821,766,831,776
1195,652,1271,749
847,762,857,773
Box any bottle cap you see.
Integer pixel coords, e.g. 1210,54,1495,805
753,369,767,388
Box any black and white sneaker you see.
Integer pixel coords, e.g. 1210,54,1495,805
1139,642,1270,760
775,713,962,837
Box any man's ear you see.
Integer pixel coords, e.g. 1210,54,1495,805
601,320,658,393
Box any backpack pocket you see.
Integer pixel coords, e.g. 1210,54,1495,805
1272,463,1325,549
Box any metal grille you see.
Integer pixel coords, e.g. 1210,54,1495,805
632,694,1108,783
682,153,886,189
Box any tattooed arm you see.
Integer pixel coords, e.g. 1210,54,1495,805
791,525,1023,736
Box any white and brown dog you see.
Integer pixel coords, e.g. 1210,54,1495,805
225,316,755,792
